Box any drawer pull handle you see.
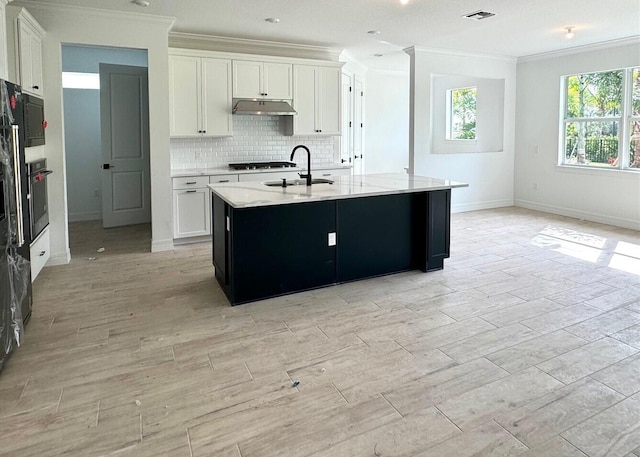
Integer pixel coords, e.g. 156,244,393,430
186,181,197,184
218,180,229,183
39,251,46,256
322,173,330,176
186,190,197,193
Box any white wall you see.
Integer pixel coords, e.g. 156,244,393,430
364,70,409,174
514,40,640,230
21,3,174,262
406,48,517,212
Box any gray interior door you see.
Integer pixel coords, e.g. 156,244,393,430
100,63,150,228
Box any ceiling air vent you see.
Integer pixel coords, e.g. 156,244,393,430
463,10,496,20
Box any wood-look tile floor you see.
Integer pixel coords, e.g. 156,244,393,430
1,208,640,456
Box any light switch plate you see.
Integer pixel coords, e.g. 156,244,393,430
328,232,336,246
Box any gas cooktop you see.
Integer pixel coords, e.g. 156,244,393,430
228,161,297,170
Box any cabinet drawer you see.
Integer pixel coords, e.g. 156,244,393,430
173,176,209,189
30,226,50,281
210,175,239,184
173,188,211,238
317,168,351,178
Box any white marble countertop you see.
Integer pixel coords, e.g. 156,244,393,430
171,164,352,178
208,173,468,208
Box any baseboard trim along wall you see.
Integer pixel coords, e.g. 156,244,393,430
515,199,640,231
151,239,174,252
68,211,102,222
48,250,71,266
452,199,514,214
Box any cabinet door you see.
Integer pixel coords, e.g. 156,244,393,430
230,201,336,304
173,188,211,238
292,65,316,135
232,60,262,98
18,23,33,92
263,62,292,99
317,66,341,135
202,58,232,137
29,32,42,96
169,55,201,137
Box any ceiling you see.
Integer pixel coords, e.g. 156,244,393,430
25,0,640,70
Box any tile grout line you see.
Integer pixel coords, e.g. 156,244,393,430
171,346,176,361
207,353,214,371
493,419,530,450
139,413,143,442
380,392,403,417
244,362,254,381
55,389,64,413
18,377,30,399
48,315,55,330
96,400,101,427
186,428,194,457
316,325,331,341
433,404,463,434
236,443,243,457
394,339,413,355
332,382,350,405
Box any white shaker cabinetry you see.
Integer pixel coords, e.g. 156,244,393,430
288,64,341,136
30,226,50,281
6,6,44,97
169,51,232,138
232,60,292,100
172,177,211,238
0,0,9,80
172,175,240,239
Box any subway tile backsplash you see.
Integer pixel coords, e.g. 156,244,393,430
170,115,338,170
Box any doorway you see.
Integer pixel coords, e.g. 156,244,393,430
61,44,151,257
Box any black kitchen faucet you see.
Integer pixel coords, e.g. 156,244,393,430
290,145,312,186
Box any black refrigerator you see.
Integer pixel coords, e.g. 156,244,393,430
0,79,32,374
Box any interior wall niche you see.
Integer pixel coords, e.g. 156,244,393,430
431,73,505,154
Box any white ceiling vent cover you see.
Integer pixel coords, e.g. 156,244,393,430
464,11,496,20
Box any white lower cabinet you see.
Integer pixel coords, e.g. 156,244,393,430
30,226,50,281
316,167,351,178
173,176,211,239
238,171,299,182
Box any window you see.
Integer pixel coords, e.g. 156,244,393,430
62,72,100,90
446,87,476,140
561,67,639,169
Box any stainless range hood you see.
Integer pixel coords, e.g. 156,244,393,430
232,99,297,116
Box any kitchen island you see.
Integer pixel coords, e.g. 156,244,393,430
209,174,468,305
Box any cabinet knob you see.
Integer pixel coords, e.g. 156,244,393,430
39,251,46,256
33,85,39,90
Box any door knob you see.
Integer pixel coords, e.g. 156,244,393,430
102,164,114,169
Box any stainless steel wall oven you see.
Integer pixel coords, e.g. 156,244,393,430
27,159,51,240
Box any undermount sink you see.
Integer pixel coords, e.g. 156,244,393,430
264,178,335,187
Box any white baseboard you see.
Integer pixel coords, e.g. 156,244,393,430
68,211,101,222
151,238,174,252
452,199,514,214
48,250,71,266
173,235,211,245
515,199,640,231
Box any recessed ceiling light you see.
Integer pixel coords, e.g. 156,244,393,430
400,0,409,5
131,0,149,6
367,30,381,35
265,18,280,24
565,26,575,39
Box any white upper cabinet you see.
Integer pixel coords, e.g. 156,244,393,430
0,1,9,81
6,6,44,97
169,52,232,138
233,60,292,99
291,64,341,136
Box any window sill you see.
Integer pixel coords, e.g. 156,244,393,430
556,164,640,177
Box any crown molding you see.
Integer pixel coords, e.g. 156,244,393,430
11,0,176,27
404,45,517,63
169,31,342,62
518,36,640,63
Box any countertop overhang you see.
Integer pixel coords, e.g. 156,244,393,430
208,173,468,208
